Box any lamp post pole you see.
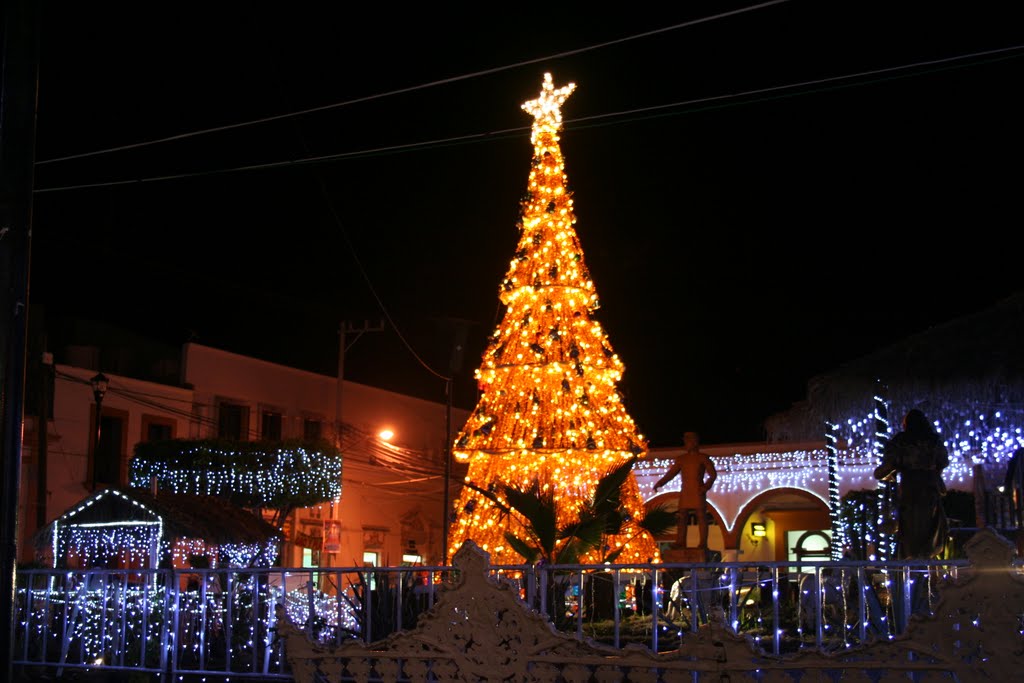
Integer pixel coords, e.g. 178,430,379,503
90,372,108,491
441,319,468,566
332,321,383,558
442,377,451,564
1,2,42,678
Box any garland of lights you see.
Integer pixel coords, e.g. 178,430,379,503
173,538,214,567
62,523,161,567
17,576,287,671
19,556,959,669
220,541,280,568
634,402,1019,541
49,489,280,570
284,587,360,643
872,382,894,562
825,422,847,560
130,438,342,510
447,73,658,566
636,414,1018,485
52,490,166,569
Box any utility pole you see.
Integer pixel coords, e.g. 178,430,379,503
335,319,386,451
442,376,452,563
441,319,470,565
35,345,51,529
331,320,384,548
0,0,41,678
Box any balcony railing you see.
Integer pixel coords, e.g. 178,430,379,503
12,536,1021,681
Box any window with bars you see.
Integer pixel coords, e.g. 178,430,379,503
303,417,322,441
261,410,283,440
217,402,249,440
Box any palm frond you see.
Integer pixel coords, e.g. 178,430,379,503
637,505,677,538
554,538,592,565
591,457,636,512
501,483,557,554
463,481,512,515
558,516,604,550
503,532,541,564
603,547,625,563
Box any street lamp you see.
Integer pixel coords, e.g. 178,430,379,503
90,372,108,491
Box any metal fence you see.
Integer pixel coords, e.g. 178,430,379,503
13,556,979,680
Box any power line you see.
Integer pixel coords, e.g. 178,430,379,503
53,370,450,469
55,370,218,429
33,38,1023,395
33,43,1024,196
569,43,1024,128
32,128,524,193
34,0,791,166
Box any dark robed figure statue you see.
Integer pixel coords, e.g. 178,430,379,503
874,408,949,560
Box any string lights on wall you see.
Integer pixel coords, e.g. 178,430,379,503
635,402,1019,543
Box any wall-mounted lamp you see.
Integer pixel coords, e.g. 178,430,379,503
748,521,767,548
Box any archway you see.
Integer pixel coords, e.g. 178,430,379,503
733,487,830,563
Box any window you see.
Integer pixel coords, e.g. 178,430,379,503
303,418,322,441
363,551,379,589
787,529,833,574
302,548,320,585
261,410,282,440
147,422,172,441
91,408,128,488
217,402,249,440
141,414,175,442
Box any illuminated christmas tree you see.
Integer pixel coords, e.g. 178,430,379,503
447,73,661,566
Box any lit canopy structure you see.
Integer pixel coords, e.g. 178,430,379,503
38,487,281,569
447,73,660,565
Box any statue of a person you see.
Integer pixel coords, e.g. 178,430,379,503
652,431,718,549
874,408,949,560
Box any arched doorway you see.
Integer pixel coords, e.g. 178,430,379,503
734,488,830,563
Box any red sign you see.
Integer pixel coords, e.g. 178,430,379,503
323,520,342,554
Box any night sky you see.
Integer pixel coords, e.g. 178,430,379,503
27,2,1024,446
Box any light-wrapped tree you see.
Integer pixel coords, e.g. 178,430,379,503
447,73,661,566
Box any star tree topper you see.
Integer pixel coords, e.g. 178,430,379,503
521,72,576,131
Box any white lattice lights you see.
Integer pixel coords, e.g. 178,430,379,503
48,489,280,572
129,443,342,502
636,406,1021,534
51,490,166,569
637,442,982,501
17,576,287,674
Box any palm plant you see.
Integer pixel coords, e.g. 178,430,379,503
465,456,675,625
468,456,675,565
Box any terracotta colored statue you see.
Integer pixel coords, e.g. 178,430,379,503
653,431,718,549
